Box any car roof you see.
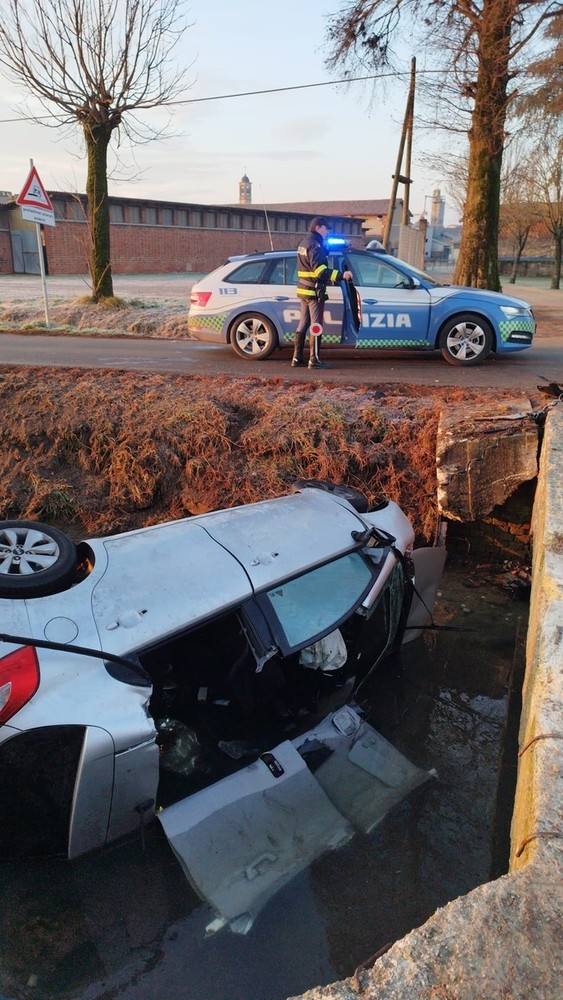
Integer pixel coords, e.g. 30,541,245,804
88,489,368,654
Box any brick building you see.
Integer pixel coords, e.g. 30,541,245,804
263,198,405,247
0,192,365,277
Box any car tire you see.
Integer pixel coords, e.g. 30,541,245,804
229,313,278,360
438,313,494,366
291,479,369,514
0,520,78,598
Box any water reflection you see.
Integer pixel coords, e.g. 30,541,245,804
0,565,526,1000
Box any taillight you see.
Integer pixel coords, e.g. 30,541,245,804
190,291,212,307
0,646,40,724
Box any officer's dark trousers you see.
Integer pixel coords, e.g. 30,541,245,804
293,297,325,362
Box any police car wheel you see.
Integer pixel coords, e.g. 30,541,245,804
438,313,493,366
0,520,78,598
229,313,277,360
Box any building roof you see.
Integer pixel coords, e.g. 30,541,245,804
261,199,402,217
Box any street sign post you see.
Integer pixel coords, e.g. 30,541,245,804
16,162,55,327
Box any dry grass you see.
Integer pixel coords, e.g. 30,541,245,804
0,297,190,338
0,366,469,541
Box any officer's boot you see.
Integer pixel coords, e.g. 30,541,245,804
291,331,306,367
308,334,331,369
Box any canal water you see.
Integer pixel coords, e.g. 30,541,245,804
0,556,528,1000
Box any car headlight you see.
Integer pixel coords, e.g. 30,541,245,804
500,305,531,319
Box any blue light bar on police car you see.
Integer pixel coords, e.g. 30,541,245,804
326,237,348,247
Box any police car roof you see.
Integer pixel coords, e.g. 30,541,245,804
225,246,388,264
226,250,290,262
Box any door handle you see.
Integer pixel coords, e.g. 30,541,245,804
362,299,378,305
273,296,290,301
245,852,278,880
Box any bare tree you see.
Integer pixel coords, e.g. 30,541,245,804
516,18,563,118
525,130,563,289
0,0,191,299
325,0,562,291
500,152,540,283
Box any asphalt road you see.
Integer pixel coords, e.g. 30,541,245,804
1,331,562,393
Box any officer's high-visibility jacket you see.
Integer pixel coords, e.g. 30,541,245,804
296,231,347,301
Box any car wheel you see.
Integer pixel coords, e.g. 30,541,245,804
0,520,78,598
229,313,278,360
438,313,493,366
291,479,369,514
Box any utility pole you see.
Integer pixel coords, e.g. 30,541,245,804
383,57,416,252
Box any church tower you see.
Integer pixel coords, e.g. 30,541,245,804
239,173,252,205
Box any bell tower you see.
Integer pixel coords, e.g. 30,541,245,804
239,173,252,205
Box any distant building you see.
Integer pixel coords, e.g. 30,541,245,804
429,188,445,229
239,173,252,205
261,199,406,252
422,189,458,264
0,190,364,276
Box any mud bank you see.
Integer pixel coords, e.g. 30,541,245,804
0,366,544,544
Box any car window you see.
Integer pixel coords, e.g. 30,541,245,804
263,552,375,652
284,257,297,285
263,256,297,286
348,254,405,288
225,260,268,284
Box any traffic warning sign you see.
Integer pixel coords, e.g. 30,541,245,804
16,165,55,226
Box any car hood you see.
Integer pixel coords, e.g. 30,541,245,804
428,285,532,309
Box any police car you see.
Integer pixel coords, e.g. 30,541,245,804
188,242,535,367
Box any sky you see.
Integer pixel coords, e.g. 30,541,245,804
0,0,462,223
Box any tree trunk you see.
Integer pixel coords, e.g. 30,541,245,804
453,1,514,291
508,231,530,283
551,233,562,289
84,124,114,300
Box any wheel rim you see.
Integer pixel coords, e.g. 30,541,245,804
233,318,271,356
0,526,60,577
445,321,487,362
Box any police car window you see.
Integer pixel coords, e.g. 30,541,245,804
263,256,298,286
349,256,404,288
285,257,297,285
265,259,285,284
225,260,268,284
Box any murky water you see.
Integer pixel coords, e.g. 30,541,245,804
0,559,527,1000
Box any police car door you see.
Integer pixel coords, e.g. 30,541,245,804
322,253,345,344
261,255,301,348
348,253,431,348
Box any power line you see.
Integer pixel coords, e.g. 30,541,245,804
0,68,443,123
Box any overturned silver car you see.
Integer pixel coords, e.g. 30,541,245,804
0,481,443,931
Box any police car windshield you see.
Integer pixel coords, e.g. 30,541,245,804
395,261,448,287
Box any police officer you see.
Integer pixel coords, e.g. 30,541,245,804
291,217,352,369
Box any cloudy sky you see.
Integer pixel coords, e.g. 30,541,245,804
0,0,461,221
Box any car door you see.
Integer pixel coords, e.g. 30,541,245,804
250,549,396,665
157,706,434,935
322,253,346,344
262,254,345,347
347,252,432,348
257,255,297,347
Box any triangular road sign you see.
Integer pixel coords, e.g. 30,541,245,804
16,165,54,212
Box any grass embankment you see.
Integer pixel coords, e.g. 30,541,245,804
0,367,451,541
